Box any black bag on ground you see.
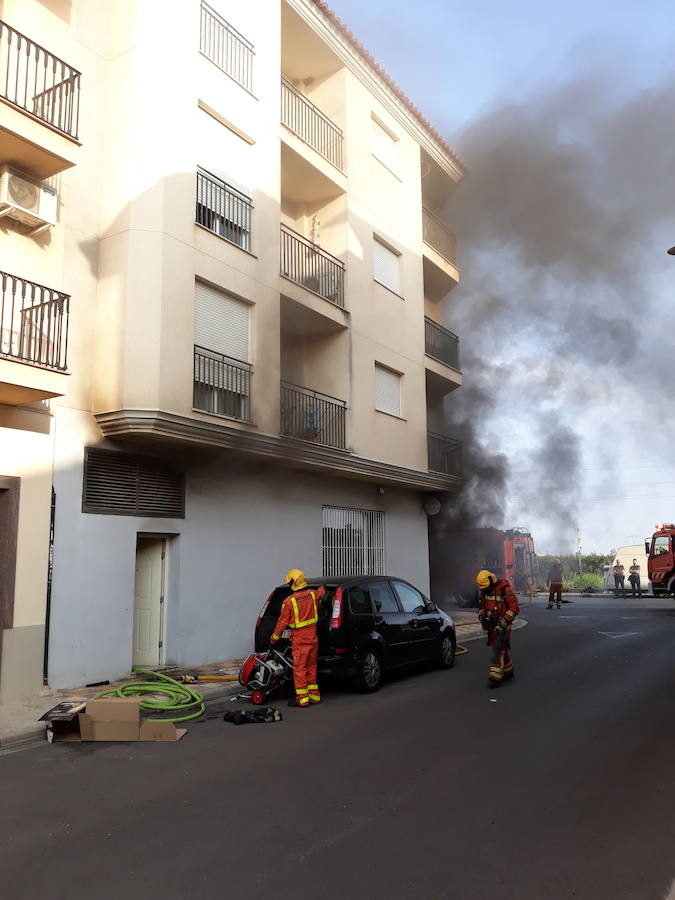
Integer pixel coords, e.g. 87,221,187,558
223,707,282,725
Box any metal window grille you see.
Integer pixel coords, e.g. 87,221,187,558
422,207,456,263
280,224,345,308
193,345,251,421
196,169,252,251
322,506,385,577
0,19,81,139
82,448,185,517
280,382,346,449
427,432,462,476
199,2,254,92
424,317,460,371
280,76,343,170
0,271,69,371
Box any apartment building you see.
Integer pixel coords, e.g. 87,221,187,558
0,0,464,697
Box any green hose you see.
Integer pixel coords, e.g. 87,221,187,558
96,668,205,723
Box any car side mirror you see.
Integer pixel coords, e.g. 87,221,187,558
645,541,650,557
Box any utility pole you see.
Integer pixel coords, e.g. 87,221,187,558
576,529,582,575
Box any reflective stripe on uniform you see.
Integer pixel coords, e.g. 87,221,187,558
271,633,280,642
296,688,309,695
289,592,318,629
297,696,310,706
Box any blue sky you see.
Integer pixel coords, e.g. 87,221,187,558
329,0,675,554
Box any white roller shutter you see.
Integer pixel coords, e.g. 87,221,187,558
373,237,400,293
197,108,252,195
374,363,401,417
194,281,249,363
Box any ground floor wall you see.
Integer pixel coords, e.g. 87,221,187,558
47,409,431,689
0,403,54,703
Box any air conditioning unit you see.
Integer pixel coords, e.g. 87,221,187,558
0,166,57,234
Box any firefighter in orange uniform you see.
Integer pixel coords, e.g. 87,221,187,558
476,570,520,689
271,569,325,707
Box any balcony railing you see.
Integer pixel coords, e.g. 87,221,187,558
193,346,251,421
281,381,346,450
280,224,345,308
427,432,462,476
422,207,456,264
0,20,81,139
196,169,252,251
199,2,254,92
424,317,460,372
0,271,69,371
281,76,343,170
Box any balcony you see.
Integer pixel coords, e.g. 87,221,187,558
0,271,70,403
422,207,459,297
193,346,251,422
199,2,254,93
0,20,81,177
196,168,252,252
281,381,346,450
281,76,343,171
280,224,345,309
425,317,460,370
427,433,462,476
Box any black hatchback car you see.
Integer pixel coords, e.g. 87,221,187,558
254,575,456,693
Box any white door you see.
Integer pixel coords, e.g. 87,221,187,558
133,538,165,667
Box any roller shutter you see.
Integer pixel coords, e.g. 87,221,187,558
374,364,401,417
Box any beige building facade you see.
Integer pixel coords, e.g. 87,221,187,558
0,0,463,697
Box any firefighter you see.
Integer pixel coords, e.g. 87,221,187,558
546,559,564,609
270,569,325,707
476,569,520,689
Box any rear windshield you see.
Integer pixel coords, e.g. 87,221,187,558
262,584,334,619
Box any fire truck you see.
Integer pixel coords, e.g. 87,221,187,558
645,523,675,597
429,525,538,604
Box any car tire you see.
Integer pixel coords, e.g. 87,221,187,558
352,648,383,693
435,630,456,669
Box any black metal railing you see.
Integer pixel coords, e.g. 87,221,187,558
427,432,462,476
193,346,251,421
422,207,456,264
0,20,80,139
280,224,345,308
281,381,346,449
424,317,461,371
0,271,69,371
281,76,343,170
199,2,254,92
196,169,252,251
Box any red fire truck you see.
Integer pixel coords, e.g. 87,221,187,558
645,524,675,597
430,525,538,604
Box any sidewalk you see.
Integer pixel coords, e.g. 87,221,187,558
0,659,244,756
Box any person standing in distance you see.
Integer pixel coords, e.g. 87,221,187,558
612,559,625,598
628,559,642,598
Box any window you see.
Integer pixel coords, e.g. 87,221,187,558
392,582,427,615
374,364,401,418
371,115,398,173
369,581,399,614
196,169,252,251
653,536,670,555
193,282,251,420
82,449,185,517
322,506,385,576
349,586,373,615
373,237,400,294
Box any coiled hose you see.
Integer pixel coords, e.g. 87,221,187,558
96,668,205,723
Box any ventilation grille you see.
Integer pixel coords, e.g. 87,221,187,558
83,449,185,518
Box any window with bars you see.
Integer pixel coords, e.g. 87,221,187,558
322,506,385,577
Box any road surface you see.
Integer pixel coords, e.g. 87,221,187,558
3,595,675,899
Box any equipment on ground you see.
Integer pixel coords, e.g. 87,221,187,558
236,646,294,705
96,669,205,723
223,707,282,725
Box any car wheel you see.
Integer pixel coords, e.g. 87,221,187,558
435,630,456,669
353,648,383,693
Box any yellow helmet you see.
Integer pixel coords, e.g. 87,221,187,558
476,569,496,590
285,568,307,591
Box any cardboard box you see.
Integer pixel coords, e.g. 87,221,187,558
46,697,186,742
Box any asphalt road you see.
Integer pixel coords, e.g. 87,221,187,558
3,595,675,900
